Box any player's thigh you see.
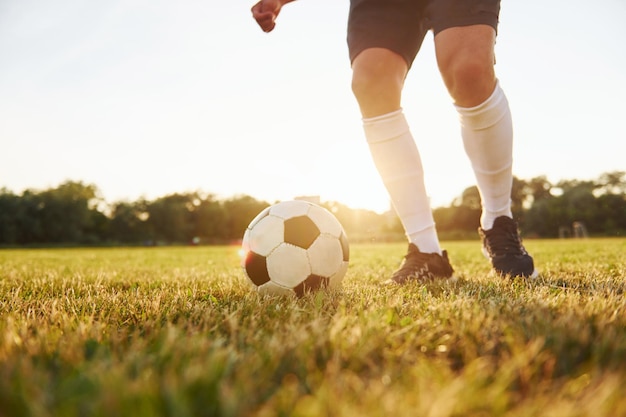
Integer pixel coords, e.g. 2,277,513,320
428,0,500,77
427,0,500,36
347,0,429,69
434,24,497,73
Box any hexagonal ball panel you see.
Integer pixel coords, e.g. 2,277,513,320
329,262,349,288
308,235,344,277
269,200,311,220
246,215,284,256
258,281,296,296
266,243,311,288
307,204,343,237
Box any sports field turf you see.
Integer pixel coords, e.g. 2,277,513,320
1,238,625,416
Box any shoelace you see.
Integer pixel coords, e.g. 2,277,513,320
403,250,431,268
484,224,526,257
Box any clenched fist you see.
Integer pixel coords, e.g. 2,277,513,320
251,0,292,32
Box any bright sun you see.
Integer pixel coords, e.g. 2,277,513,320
303,140,391,214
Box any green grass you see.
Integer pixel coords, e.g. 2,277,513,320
1,239,625,417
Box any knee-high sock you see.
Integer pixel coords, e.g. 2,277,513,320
363,109,441,254
456,81,513,230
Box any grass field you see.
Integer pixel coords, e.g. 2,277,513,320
1,238,625,417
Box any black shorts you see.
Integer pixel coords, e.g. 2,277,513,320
347,0,501,67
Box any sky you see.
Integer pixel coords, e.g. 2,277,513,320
1,0,625,213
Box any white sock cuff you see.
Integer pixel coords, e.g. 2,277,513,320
455,80,508,130
483,198,513,214
362,109,408,144
406,221,437,237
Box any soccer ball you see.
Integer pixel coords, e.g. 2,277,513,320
241,200,350,296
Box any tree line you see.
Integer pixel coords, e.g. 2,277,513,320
0,171,624,246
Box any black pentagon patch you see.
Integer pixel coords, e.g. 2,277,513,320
284,215,320,249
244,251,270,286
294,275,330,297
339,232,350,262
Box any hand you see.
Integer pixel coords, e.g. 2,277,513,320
251,0,284,32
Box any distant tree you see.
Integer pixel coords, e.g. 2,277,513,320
596,171,626,195
322,201,394,242
0,189,19,244
146,193,196,243
1,171,623,246
109,201,151,243
429,185,480,239
524,172,626,237
13,190,45,244
595,193,626,235
594,171,626,235
192,195,229,242
527,176,553,203
222,195,270,241
25,181,102,244
511,176,529,222
456,185,481,210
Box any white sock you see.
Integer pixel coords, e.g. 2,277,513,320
456,81,513,230
363,109,441,254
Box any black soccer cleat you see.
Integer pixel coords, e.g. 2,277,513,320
388,244,455,284
479,216,538,278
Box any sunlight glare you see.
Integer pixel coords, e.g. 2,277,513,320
302,140,391,213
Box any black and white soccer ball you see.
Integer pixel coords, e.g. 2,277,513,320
241,200,349,296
